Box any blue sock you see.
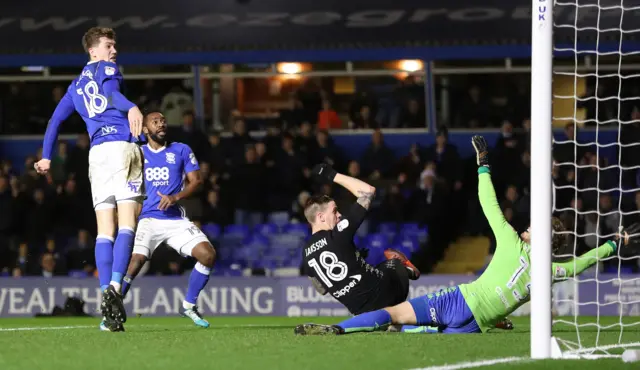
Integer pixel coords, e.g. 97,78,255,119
337,309,392,333
401,325,439,333
122,275,134,298
184,263,211,308
95,235,114,291
111,227,135,292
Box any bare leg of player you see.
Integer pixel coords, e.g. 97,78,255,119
181,242,216,328
121,253,149,299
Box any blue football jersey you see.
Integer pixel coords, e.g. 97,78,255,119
67,61,133,147
140,142,200,220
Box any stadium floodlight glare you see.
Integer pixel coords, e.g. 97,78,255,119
398,60,423,72
277,62,302,75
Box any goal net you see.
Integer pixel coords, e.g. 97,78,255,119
532,0,640,359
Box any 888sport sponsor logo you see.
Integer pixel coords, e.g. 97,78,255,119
145,167,170,186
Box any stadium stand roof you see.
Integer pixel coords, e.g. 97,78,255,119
0,0,638,65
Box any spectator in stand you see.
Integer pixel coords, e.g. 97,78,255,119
206,131,226,172
226,119,255,167
202,190,227,226
397,98,426,128
311,130,343,171
408,168,449,272
0,175,12,253
350,105,379,129
50,141,68,185
456,85,489,128
361,129,395,181
175,111,209,161
295,121,316,163
317,100,342,130
231,146,265,228
161,85,193,127
66,133,90,195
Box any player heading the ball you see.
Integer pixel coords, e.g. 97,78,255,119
34,27,144,332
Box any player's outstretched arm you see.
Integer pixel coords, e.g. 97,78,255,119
36,92,75,174
311,163,376,209
471,135,518,242
552,223,640,281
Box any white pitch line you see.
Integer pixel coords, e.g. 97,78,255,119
409,356,527,370
0,325,94,332
0,323,294,332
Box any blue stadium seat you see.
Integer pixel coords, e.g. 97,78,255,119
377,222,398,234
269,234,304,250
220,225,251,248
365,233,390,250
267,212,290,228
365,248,386,266
252,258,278,270
282,223,310,239
394,235,419,252
224,224,250,238
253,223,280,237
212,267,243,277
242,234,270,253
201,223,221,240
400,223,428,243
354,235,365,248
68,270,89,278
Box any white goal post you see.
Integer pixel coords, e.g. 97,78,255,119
530,0,553,360
530,0,640,361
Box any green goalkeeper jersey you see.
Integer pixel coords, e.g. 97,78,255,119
458,167,616,333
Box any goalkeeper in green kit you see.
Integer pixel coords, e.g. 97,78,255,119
295,135,640,335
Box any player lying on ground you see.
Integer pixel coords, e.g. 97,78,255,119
302,163,420,318
119,112,216,328
34,27,145,332
295,135,640,335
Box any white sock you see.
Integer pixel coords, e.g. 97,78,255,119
183,301,195,310
110,281,122,293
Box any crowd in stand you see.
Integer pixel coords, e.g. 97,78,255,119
2,73,640,279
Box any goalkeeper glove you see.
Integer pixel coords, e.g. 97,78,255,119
614,223,640,256
311,163,337,182
471,135,490,168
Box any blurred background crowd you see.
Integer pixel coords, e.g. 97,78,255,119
1,70,640,280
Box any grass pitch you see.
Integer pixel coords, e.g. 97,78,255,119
0,316,639,370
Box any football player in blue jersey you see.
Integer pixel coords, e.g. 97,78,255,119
34,27,145,332
120,112,216,328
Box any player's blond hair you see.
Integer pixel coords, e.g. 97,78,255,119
303,195,333,224
82,27,116,53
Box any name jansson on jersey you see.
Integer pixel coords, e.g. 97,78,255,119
305,238,327,256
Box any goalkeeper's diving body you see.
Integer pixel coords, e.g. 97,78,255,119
295,135,638,335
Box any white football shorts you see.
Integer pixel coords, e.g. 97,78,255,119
133,217,210,258
88,141,144,208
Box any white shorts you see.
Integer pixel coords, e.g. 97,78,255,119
88,141,144,208
133,217,210,258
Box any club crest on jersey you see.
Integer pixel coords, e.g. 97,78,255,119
104,66,115,76
337,219,349,232
165,152,176,164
